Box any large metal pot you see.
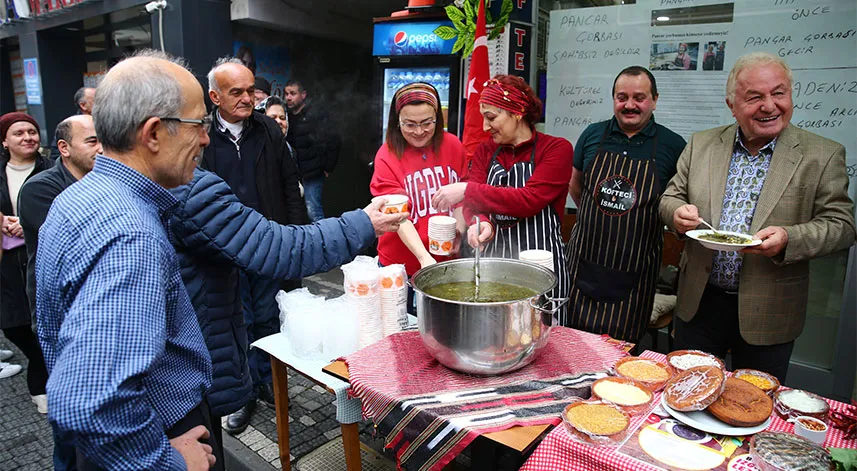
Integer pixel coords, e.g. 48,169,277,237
412,258,567,375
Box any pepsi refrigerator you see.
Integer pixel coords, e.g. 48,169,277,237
372,17,463,145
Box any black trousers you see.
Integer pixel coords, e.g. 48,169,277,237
76,399,225,471
2,324,48,395
673,284,795,384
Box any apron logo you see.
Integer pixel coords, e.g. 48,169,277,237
595,175,637,216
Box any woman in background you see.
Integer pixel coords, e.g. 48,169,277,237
432,75,572,323
0,112,51,413
370,82,467,312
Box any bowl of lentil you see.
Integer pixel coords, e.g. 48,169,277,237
733,369,780,397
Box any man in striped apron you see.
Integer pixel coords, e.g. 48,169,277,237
566,67,686,342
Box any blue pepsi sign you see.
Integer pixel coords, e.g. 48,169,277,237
373,20,456,56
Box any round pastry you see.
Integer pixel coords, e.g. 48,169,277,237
563,401,631,446
774,389,830,421
613,357,673,391
750,432,834,471
663,365,726,412
707,377,773,427
666,350,725,371
733,369,780,397
591,377,653,415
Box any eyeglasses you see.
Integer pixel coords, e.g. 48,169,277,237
399,120,436,132
160,116,213,133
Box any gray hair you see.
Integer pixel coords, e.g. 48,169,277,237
207,56,245,94
726,52,793,103
93,49,188,153
73,87,92,109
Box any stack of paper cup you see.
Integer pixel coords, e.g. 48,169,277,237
342,257,383,349
373,194,409,215
428,215,457,256
379,264,407,336
519,249,554,272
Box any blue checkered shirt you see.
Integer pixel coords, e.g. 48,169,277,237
709,131,776,290
36,156,212,470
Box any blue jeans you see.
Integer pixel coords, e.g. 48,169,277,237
239,272,281,396
303,175,325,223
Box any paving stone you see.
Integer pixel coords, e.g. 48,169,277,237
258,443,280,462
323,428,342,440
238,428,266,448
299,415,316,426
249,435,274,452
301,400,322,411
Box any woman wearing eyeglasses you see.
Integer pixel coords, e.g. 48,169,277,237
370,82,467,311
431,75,573,323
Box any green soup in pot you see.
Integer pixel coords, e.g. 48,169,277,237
423,281,539,303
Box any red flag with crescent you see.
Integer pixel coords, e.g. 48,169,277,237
462,0,490,168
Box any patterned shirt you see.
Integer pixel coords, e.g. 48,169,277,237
709,131,776,290
36,156,212,470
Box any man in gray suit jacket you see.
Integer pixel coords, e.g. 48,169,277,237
659,52,855,383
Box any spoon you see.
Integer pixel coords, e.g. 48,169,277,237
473,215,481,301
697,217,722,235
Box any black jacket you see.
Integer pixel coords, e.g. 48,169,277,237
18,159,78,328
287,104,341,179
0,153,53,329
201,110,307,226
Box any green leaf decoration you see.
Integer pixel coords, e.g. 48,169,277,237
434,25,459,40
452,33,467,54
463,0,475,23
445,5,465,23
488,27,502,41
463,34,476,57
500,0,513,21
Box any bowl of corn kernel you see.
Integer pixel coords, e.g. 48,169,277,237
733,369,780,397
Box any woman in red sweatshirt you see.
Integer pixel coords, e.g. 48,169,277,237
432,75,573,324
370,82,467,312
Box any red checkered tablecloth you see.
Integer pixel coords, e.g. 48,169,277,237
520,351,857,471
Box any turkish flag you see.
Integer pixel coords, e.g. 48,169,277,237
462,0,490,168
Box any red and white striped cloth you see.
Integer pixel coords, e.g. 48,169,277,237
521,351,857,471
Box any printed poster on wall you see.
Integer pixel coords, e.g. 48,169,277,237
232,41,291,99
23,58,42,105
545,0,857,206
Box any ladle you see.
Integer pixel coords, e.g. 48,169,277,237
473,215,481,300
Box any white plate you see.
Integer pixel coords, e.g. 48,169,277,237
686,230,762,252
660,397,771,436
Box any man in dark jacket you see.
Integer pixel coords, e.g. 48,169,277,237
285,79,340,222
20,115,101,327
204,57,309,434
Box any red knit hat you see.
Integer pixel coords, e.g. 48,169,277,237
0,112,40,141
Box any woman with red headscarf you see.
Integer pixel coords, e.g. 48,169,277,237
432,75,572,323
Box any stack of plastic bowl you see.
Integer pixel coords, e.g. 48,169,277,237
379,264,407,336
342,257,383,349
428,215,457,256
519,249,554,272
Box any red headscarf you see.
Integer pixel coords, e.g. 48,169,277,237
478,78,530,117
394,83,439,113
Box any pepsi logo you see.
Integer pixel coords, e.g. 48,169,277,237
393,31,408,47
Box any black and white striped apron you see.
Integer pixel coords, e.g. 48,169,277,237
564,125,662,342
483,135,571,325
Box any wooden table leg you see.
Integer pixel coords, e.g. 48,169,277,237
271,357,291,471
341,422,363,471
